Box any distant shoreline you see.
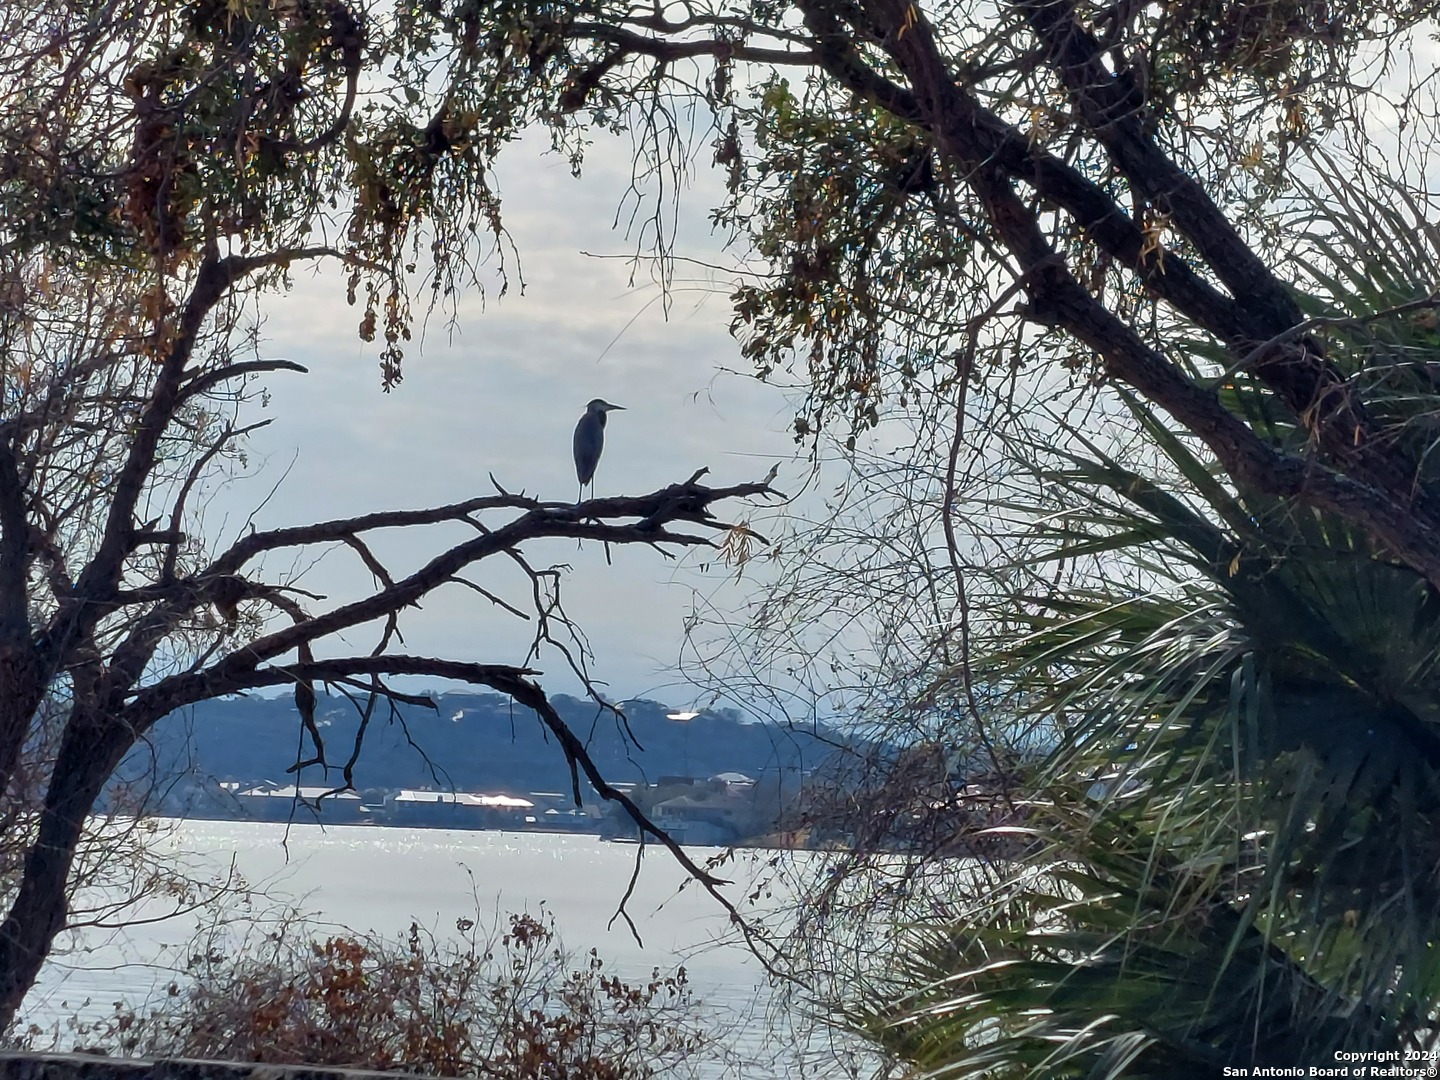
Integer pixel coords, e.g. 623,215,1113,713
145,808,818,850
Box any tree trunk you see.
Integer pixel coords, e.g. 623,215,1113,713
0,649,45,811
0,709,131,1030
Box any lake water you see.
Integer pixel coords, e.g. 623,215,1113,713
24,821,864,1078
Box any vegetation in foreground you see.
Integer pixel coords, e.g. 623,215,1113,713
765,172,1440,1074
29,910,712,1080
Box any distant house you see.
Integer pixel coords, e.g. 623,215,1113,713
233,784,362,823
709,771,755,787
652,785,759,846
384,789,535,829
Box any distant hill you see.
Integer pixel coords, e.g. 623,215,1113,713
121,690,843,811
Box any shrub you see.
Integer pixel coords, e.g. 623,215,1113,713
59,911,709,1079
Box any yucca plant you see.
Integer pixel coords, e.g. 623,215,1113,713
849,169,1440,1075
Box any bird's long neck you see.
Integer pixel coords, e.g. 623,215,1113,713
595,410,608,430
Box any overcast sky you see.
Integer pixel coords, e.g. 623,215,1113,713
205,129,807,705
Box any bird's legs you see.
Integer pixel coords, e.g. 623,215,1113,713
576,481,587,548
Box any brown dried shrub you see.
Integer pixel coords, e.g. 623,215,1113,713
59,911,710,1079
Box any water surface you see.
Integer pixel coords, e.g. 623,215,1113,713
27,821,852,1077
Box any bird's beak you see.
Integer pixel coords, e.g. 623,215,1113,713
605,403,626,411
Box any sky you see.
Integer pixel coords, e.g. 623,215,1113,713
204,128,808,705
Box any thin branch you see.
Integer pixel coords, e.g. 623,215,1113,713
449,575,531,620
178,359,309,404
164,419,273,581
566,22,820,66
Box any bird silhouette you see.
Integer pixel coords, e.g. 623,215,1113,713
573,398,624,502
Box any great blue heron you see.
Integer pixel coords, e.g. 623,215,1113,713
573,398,625,502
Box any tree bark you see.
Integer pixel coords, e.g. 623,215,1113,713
0,652,44,817
0,438,45,803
